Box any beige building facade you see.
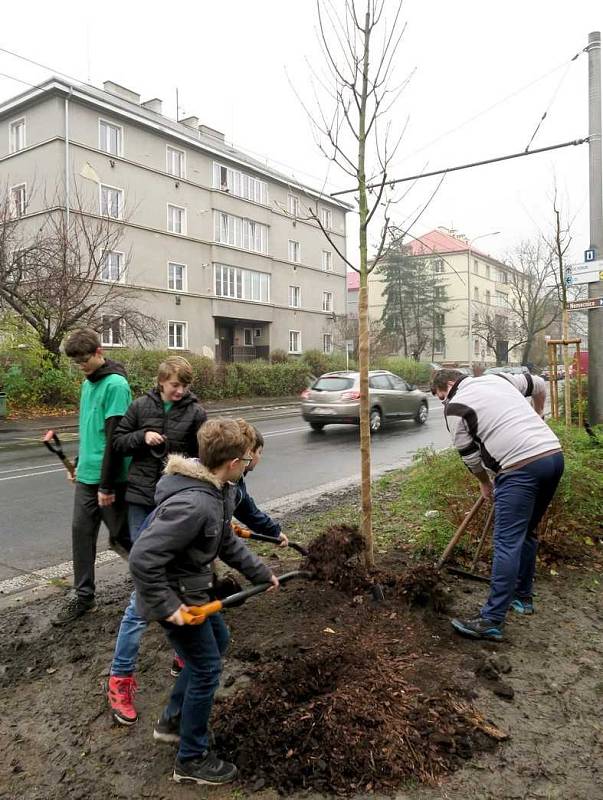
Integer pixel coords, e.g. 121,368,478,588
0,78,349,360
368,228,521,367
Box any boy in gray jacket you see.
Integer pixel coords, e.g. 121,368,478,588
129,418,279,785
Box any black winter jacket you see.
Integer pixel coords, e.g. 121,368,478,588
113,388,207,506
129,455,273,621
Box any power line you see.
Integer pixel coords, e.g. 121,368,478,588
330,138,589,197
0,45,86,88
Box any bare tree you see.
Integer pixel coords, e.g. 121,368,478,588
0,185,160,365
297,0,408,567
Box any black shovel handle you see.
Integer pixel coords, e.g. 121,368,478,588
43,430,76,478
235,528,309,557
221,570,313,609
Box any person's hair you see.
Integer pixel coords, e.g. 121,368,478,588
157,356,193,386
430,368,465,394
251,426,264,451
198,419,249,470
64,328,101,359
233,418,258,452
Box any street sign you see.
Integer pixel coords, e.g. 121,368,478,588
567,297,603,311
571,269,603,285
571,258,603,273
565,274,574,286
584,248,597,262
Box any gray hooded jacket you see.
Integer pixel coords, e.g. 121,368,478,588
129,455,273,621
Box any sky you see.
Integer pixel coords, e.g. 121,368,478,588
1,0,601,266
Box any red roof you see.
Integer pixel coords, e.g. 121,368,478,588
347,271,360,290
408,228,491,260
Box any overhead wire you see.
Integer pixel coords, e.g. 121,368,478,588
524,51,582,152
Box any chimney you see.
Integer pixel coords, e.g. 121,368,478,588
199,124,225,143
180,116,199,129
141,98,162,114
103,81,141,105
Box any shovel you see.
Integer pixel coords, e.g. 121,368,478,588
43,430,76,479
181,570,313,625
233,523,309,556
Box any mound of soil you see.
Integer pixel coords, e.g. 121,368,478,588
301,524,366,590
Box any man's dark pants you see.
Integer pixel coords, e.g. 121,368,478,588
481,451,564,624
161,614,230,761
72,481,129,601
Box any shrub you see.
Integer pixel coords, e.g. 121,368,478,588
270,349,289,364
301,349,350,377
373,356,432,385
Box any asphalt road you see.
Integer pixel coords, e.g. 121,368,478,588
0,399,449,582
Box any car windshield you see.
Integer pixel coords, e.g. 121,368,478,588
313,377,355,391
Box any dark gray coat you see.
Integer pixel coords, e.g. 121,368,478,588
129,455,273,622
113,388,207,506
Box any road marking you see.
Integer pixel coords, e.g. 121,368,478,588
0,467,64,482
0,462,62,476
0,549,120,595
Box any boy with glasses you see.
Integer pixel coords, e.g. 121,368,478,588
52,328,132,626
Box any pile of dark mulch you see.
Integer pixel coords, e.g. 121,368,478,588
215,627,505,795
301,524,367,590
389,562,450,612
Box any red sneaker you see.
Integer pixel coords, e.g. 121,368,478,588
170,654,185,677
107,675,138,726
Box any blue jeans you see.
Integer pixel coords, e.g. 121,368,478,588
161,613,230,761
110,504,153,677
481,452,564,624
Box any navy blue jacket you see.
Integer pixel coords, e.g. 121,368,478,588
234,476,281,539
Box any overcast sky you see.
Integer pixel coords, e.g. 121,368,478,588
1,0,601,265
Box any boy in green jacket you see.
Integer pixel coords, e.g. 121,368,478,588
52,328,132,626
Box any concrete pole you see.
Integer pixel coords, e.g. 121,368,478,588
587,31,603,424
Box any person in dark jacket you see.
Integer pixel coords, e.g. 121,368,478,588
233,423,288,545
106,356,206,725
129,418,279,786
52,328,132,626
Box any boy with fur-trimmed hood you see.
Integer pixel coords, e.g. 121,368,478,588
129,418,278,786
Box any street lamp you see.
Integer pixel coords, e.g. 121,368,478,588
467,231,500,369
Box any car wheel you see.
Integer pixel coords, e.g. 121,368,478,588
415,402,428,426
369,407,383,433
310,422,325,431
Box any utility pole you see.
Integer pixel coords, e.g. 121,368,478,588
587,31,603,424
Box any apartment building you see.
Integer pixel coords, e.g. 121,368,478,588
368,228,520,366
0,77,349,360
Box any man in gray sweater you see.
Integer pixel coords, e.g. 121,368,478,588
431,369,564,641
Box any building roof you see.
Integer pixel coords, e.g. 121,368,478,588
408,228,497,261
347,271,360,291
0,76,353,212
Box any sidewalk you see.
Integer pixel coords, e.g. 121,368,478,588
0,395,300,438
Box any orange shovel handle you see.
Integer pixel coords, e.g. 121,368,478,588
181,599,224,626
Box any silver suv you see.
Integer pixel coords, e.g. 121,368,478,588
300,370,429,432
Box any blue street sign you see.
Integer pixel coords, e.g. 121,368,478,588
585,248,597,262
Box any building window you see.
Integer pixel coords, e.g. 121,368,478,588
166,146,185,178
288,194,300,216
101,251,124,282
322,250,333,272
434,259,444,273
100,185,123,219
434,338,445,353
213,211,268,254
486,290,491,305
99,120,123,156
289,285,301,308
243,328,253,347
168,261,186,291
167,204,186,234
496,291,508,308
320,207,332,229
10,184,27,217
289,330,301,354
212,162,268,204
486,264,491,279
435,313,445,326
473,337,480,356
474,286,479,300
214,263,270,302
322,291,333,312
168,321,187,349
102,316,124,346
323,333,333,354
434,285,444,299
497,269,508,284
9,118,26,153
473,259,479,274
288,240,301,263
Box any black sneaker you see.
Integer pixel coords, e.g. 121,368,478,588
451,615,504,642
153,712,181,744
170,654,185,677
173,752,237,785
51,596,97,626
